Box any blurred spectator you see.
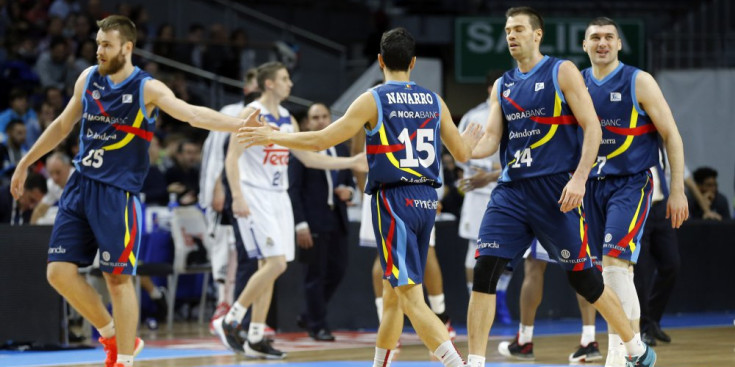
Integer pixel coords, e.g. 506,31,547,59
153,23,176,60
141,134,168,206
440,149,464,217
71,13,93,48
48,0,80,20
37,16,65,54
34,36,70,90
43,86,66,112
175,24,205,69
204,23,230,76
87,0,109,21
0,171,47,225
687,166,731,220
26,101,59,146
231,28,256,80
165,140,201,205
31,152,73,224
0,120,28,182
67,38,96,89
0,88,37,142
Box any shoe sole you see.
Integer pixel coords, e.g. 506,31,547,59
134,338,144,356
212,318,240,353
498,341,535,361
244,344,286,360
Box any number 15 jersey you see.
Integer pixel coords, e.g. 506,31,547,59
365,81,442,195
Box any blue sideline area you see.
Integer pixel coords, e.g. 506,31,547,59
0,312,731,367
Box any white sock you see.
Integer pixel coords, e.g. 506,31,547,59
428,294,446,314
149,286,163,300
467,354,486,367
466,282,473,295
116,354,134,366
433,340,464,367
375,297,384,323
581,325,596,346
372,347,394,367
217,282,227,304
248,322,266,343
496,271,512,291
518,324,534,345
224,302,246,324
623,333,645,356
97,321,115,339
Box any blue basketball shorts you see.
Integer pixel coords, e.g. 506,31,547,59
47,172,142,275
477,173,594,271
371,184,437,287
584,170,653,264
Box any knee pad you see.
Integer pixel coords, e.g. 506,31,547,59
567,268,604,304
604,266,638,319
472,256,510,294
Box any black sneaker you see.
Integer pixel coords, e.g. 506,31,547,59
212,317,246,353
245,339,286,359
569,341,603,362
498,334,534,360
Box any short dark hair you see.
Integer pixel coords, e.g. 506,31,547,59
9,88,27,102
506,6,544,31
256,61,286,91
693,167,718,185
96,15,137,46
380,27,415,71
586,17,621,37
24,172,48,193
5,119,24,133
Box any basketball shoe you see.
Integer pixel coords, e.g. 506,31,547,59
99,336,144,367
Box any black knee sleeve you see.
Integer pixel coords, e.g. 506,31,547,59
566,268,605,304
472,256,510,294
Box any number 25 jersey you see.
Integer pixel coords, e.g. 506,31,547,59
365,81,442,195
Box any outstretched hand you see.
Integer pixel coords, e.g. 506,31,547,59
351,152,369,173
9,167,27,200
461,122,484,151
237,108,276,148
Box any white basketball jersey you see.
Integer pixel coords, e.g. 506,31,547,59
238,100,294,191
457,101,500,195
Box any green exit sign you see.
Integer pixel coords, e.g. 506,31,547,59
455,17,645,83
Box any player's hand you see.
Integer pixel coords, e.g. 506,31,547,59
666,191,689,228
10,167,27,200
232,196,251,218
241,108,265,128
351,152,369,173
461,122,484,151
558,176,585,213
334,186,352,202
296,227,314,249
459,171,493,193
702,210,722,221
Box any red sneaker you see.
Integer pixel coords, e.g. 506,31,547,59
209,302,230,335
98,336,145,367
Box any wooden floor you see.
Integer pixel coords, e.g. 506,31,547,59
49,322,735,367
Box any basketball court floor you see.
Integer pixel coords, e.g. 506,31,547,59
1,313,732,367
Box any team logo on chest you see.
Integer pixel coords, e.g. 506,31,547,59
534,82,545,92
610,92,622,102
503,89,511,98
92,90,101,100
122,94,133,103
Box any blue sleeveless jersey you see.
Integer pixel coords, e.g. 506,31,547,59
497,56,580,182
75,66,157,193
582,63,659,178
365,81,442,195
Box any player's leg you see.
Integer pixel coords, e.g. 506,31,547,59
424,232,454,338
568,295,602,362
361,193,385,323
374,279,403,366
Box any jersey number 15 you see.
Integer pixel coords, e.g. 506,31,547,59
398,128,435,168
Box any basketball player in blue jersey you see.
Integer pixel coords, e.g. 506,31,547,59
9,15,260,367
465,7,656,367
238,28,483,367
581,17,687,366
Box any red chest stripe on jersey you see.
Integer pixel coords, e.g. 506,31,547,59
112,124,153,141
503,94,577,125
366,116,434,154
86,90,110,117
605,124,657,136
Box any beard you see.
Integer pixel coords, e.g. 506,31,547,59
98,50,126,75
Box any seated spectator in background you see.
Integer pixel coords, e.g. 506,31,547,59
0,120,29,183
34,36,70,90
26,101,60,146
687,166,731,220
48,0,81,20
67,38,96,89
142,135,168,206
165,140,201,205
31,152,73,224
0,88,38,143
43,86,66,112
0,171,47,225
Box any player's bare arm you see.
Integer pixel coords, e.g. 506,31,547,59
438,97,483,163
144,79,253,133
557,60,602,212
224,133,250,218
10,67,92,199
472,79,503,159
238,92,376,152
284,116,368,171
351,128,368,193
636,71,689,227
